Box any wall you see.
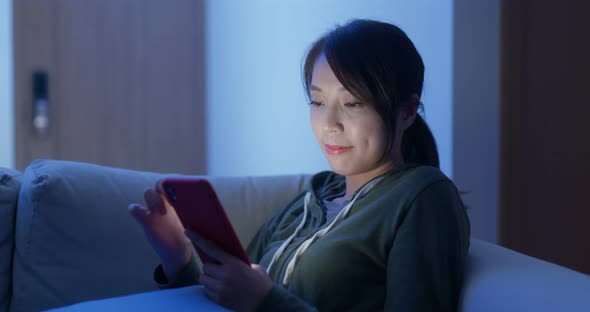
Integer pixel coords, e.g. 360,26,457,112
205,0,454,177
2,0,500,242
453,0,500,242
0,0,14,169
500,0,590,274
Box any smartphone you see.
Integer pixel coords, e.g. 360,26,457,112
158,177,251,265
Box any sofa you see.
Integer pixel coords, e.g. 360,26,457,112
1,159,589,312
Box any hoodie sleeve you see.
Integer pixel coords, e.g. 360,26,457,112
153,252,202,289
384,180,470,311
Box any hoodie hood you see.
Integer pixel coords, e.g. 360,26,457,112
308,163,420,205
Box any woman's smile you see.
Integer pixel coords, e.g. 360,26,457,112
325,144,353,155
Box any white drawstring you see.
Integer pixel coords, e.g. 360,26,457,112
266,176,384,286
266,192,311,275
281,188,363,286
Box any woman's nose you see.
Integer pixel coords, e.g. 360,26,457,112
322,105,344,133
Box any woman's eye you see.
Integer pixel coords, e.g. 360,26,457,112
309,101,323,107
344,102,364,108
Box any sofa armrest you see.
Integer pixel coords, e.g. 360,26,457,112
461,239,590,312
11,159,310,312
0,168,22,312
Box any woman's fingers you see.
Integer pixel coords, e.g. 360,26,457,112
251,264,268,276
154,179,172,214
185,229,236,265
202,284,219,303
202,263,225,279
128,203,150,223
157,191,174,215
144,188,166,215
200,273,224,303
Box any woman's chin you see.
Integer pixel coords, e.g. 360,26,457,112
326,162,354,176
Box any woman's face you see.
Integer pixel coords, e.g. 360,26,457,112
309,54,392,178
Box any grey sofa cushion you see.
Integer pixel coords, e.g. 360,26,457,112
11,160,166,312
11,159,309,312
461,239,590,312
0,167,22,312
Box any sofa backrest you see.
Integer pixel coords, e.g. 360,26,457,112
10,159,310,312
8,159,590,312
0,168,22,312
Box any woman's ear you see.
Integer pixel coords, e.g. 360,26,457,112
399,94,420,130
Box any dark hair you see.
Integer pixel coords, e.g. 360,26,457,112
303,19,439,168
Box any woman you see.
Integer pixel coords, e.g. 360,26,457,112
129,19,470,312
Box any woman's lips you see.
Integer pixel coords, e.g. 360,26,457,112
325,144,353,155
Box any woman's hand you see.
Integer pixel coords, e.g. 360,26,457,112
128,183,193,281
186,229,273,312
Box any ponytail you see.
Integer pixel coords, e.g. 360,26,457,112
401,114,440,168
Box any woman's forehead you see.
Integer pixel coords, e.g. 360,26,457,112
310,56,342,89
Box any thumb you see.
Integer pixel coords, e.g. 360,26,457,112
251,264,268,275
144,188,167,215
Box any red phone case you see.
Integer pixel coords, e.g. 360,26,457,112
159,177,251,265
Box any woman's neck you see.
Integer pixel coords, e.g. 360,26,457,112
343,162,395,198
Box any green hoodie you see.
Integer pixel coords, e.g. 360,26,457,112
156,164,470,311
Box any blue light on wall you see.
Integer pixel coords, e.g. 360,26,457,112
0,0,14,169
206,0,453,177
